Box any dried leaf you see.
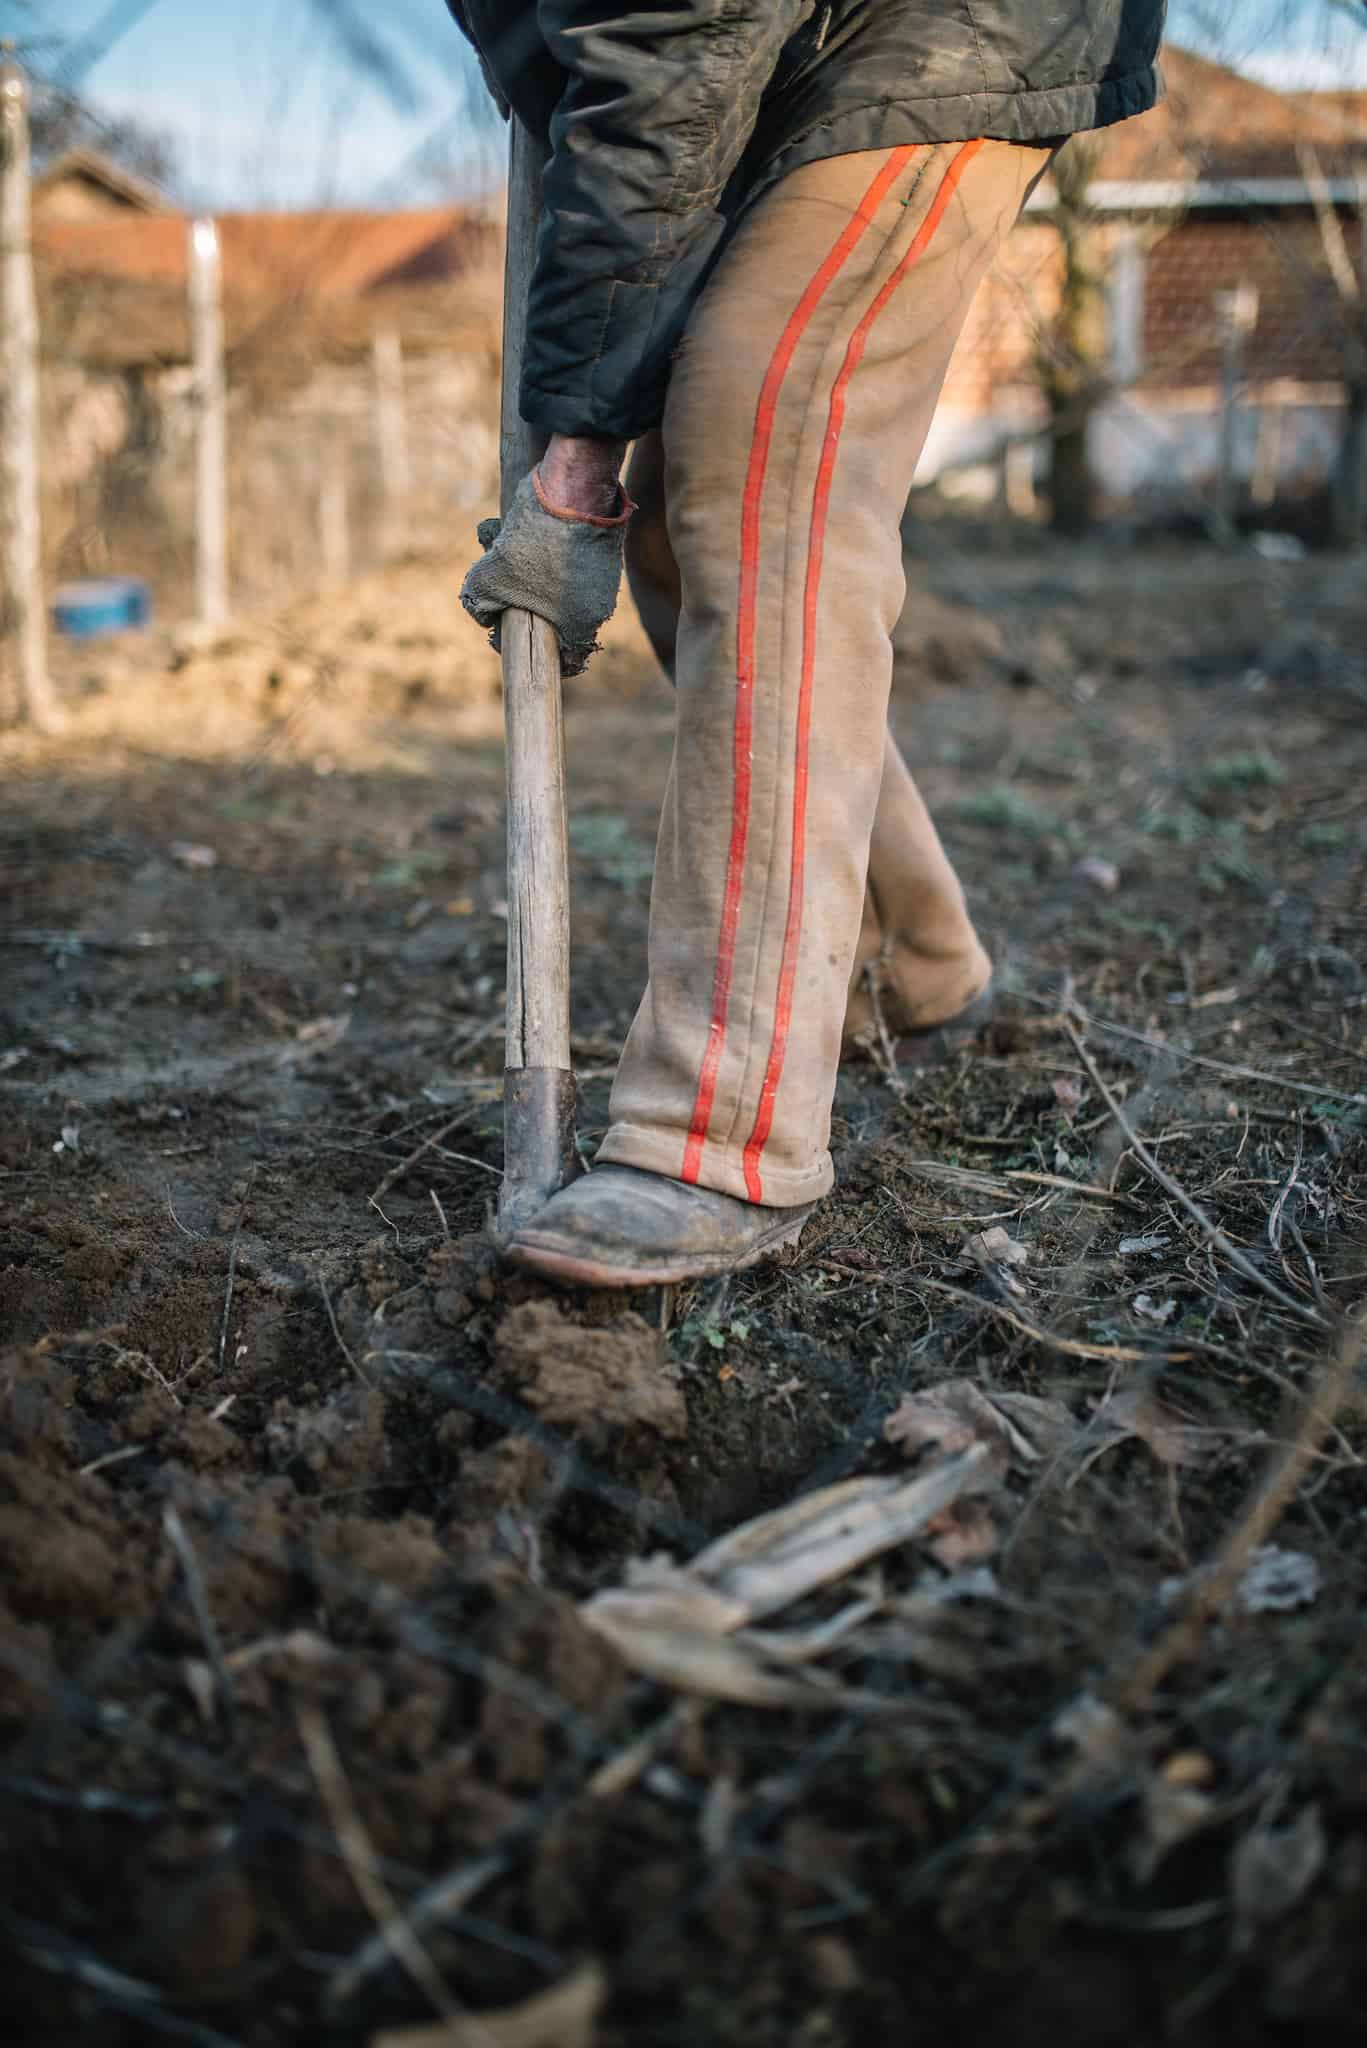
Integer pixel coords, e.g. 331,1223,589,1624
884,1379,1073,1474
371,1962,605,2048
582,1581,750,1639
579,1605,882,1709
690,1456,990,1622
1238,1545,1321,1613
964,1225,1030,1268
1231,1806,1326,1946
1052,1076,1085,1114
294,1013,351,1048
884,1387,981,1462
1132,1776,1217,1883
677,1477,876,1579
1093,1386,1209,1468
582,1457,991,1703
1161,1750,1215,1788
1052,1692,1132,1774
989,1389,1079,1457
1132,1293,1178,1325
924,1498,999,1569
736,1596,882,1666
913,1563,1000,1607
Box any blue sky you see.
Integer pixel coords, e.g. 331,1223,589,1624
21,0,495,208
22,0,1367,212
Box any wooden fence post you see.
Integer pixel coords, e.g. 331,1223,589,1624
0,46,60,730
1212,282,1258,547
189,216,229,629
373,327,409,559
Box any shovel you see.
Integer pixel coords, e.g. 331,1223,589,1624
497,120,579,1236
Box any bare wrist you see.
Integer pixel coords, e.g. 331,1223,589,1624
539,433,627,519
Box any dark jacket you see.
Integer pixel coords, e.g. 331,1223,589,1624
448,2,1166,440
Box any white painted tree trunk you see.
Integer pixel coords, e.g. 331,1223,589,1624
189,217,229,630
0,51,59,730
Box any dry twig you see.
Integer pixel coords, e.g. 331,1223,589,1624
297,1702,458,2027
369,1108,489,1206
1077,1008,1367,1109
371,1964,606,2048
914,1273,1191,1365
163,1507,237,1738
326,1844,513,2012
862,961,909,1102
1065,1019,1327,1330
217,1167,256,1375
318,1271,374,1390
1110,1312,1365,1714
1003,1167,1143,1208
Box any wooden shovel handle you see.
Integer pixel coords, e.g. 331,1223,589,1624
498,121,579,1235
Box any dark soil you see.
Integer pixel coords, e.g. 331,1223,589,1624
2,520,1365,2047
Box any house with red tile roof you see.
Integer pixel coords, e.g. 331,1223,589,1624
928,46,1367,509
33,144,169,221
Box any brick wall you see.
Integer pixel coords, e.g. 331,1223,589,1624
923,203,1358,497
1140,215,1358,388
938,209,1359,418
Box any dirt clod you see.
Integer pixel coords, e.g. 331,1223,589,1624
494,1301,686,1441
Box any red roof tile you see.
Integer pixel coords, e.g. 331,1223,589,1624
36,205,489,300
1098,46,1367,183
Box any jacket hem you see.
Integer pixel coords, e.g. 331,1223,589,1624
743,63,1164,209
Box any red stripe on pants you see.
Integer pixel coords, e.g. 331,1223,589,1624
680,144,921,1187
741,140,986,1202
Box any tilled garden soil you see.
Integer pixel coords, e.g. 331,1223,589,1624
2,523,1366,2047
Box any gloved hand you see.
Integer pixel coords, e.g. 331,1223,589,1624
461,467,634,677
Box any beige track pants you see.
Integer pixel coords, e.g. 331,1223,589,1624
599,140,1052,1207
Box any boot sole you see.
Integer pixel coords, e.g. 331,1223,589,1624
507,1207,814,1290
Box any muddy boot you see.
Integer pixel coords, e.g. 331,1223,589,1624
890,976,996,1067
507,1164,816,1288
897,977,995,1063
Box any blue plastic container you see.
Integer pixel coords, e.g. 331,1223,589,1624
53,577,152,639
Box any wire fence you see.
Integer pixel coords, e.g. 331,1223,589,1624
35,253,506,623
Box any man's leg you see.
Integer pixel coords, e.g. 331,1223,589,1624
842,735,993,1044
513,140,1048,1281
626,454,992,1049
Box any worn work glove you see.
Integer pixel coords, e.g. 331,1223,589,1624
461,468,634,678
